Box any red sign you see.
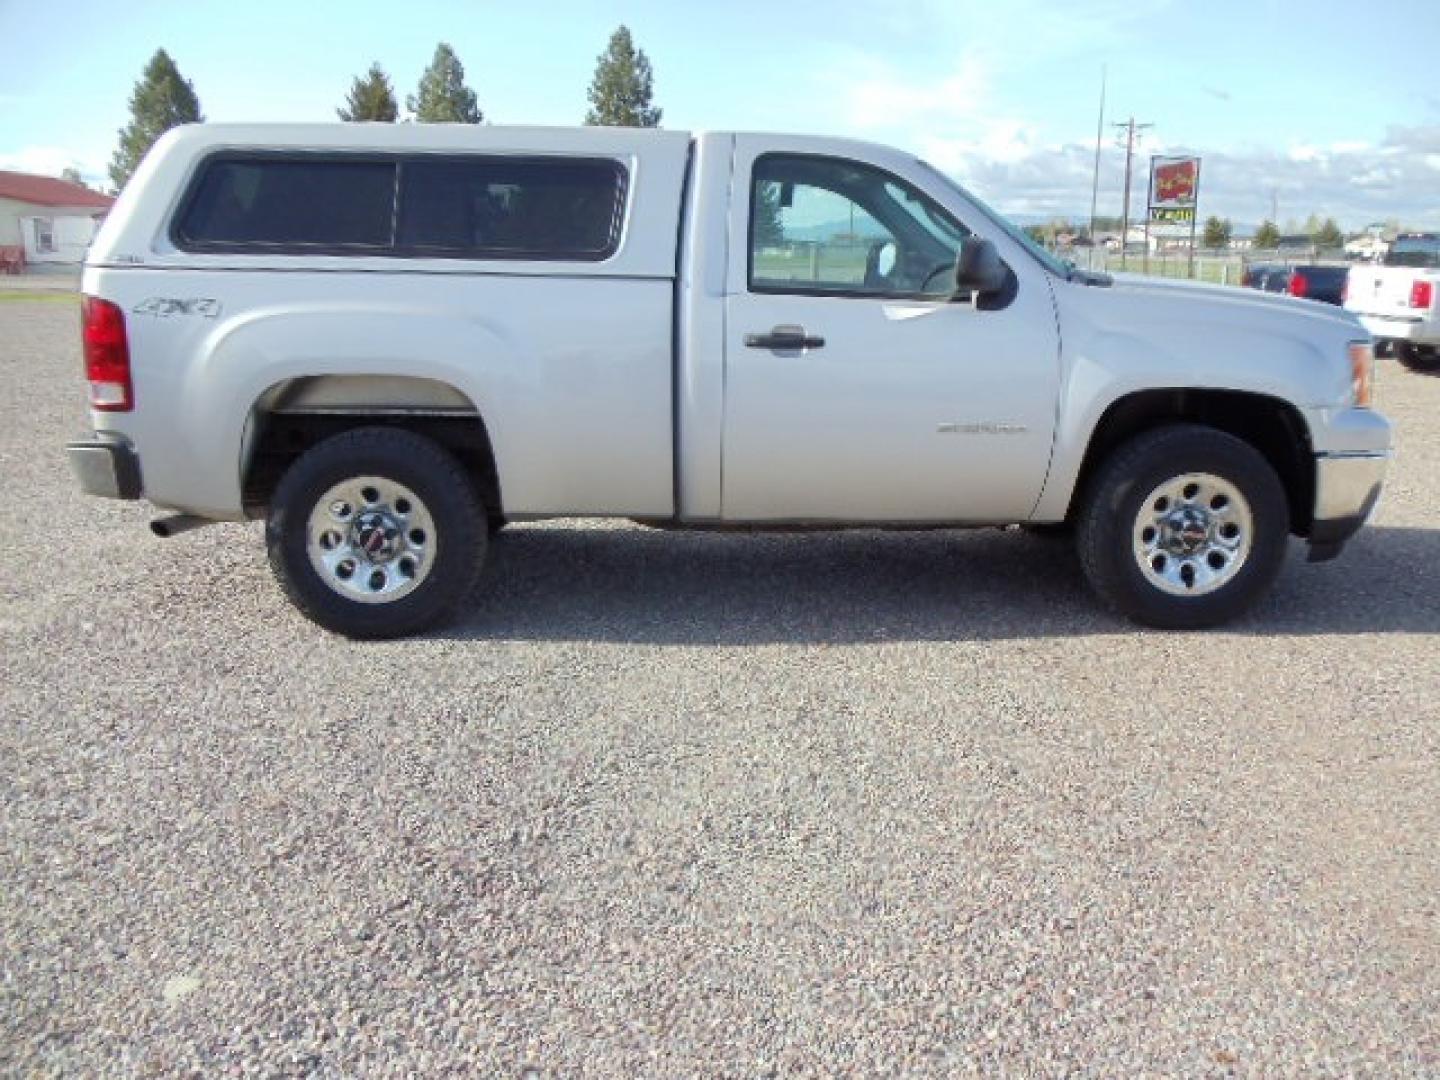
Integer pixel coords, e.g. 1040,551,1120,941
1151,157,1199,208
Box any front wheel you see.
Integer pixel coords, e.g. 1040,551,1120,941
1395,342,1440,373
1077,425,1290,629
266,427,486,638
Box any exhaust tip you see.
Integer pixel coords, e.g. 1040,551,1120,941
150,514,210,538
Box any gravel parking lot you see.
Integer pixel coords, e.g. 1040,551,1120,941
2,296,1437,1075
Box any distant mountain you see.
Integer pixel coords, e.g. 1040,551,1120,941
780,209,1089,242
783,217,890,242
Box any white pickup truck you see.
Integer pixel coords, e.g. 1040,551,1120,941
68,124,1390,638
1345,233,1440,371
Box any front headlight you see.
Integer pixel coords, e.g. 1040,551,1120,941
1349,342,1374,408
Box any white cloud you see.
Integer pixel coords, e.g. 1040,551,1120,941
843,51,1042,177
0,145,106,183
829,47,1440,231
811,2,1435,230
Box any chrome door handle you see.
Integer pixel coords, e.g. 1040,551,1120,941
744,324,825,350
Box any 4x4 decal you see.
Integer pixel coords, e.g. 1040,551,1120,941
133,297,221,319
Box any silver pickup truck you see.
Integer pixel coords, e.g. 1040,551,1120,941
68,123,1390,637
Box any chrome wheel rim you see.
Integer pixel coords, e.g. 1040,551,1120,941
306,476,436,604
1133,472,1253,597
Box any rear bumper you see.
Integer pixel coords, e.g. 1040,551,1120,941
1355,313,1439,345
1307,451,1387,562
66,433,143,500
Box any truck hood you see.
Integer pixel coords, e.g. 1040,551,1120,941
1104,272,1365,335
1050,268,1368,411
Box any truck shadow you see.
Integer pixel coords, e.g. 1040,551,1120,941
445,523,1440,644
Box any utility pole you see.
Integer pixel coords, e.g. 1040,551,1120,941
1114,116,1154,270
1087,66,1107,270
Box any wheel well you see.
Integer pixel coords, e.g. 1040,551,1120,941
243,411,502,521
1068,389,1315,535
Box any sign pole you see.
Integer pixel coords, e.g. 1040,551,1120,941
1144,154,1155,275
1188,158,1202,278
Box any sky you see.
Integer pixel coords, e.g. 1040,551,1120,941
2,0,1438,231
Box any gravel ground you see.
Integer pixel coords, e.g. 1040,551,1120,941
2,297,1437,1076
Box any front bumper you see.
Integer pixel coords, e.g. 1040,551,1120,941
1356,313,1438,346
1308,451,1387,562
66,433,142,500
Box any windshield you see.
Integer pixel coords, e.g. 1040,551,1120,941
1385,237,1440,269
911,158,1072,278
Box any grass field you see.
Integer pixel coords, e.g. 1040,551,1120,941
0,290,75,303
753,244,868,286
754,242,1255,289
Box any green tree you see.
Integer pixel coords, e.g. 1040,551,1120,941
754,184,784,246
1314,217,1344,249
338,62,398,122
1255,220,1281,249
585,26,662,127
1202,216,1232,249
409,42,482,123
109,49,203,191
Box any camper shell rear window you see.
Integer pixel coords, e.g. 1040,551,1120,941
172,151,628,261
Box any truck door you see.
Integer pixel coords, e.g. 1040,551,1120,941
720,142,1061,522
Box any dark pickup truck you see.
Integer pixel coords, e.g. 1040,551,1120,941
1284,265,1348,305
1238,264,1347,306
1241,262,1347,305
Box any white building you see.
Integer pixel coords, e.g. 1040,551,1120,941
1344,234,1388,261
0,170,115,269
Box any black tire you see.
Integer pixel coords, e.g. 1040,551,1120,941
1076,424,1290,629
1020,521,1074,540
266,427,486,639
1395,342,1440,373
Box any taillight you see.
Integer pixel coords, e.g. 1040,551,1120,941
1411,280,1435,310
1241,270,1253,287
1289,272,1308,298
81,295,132,411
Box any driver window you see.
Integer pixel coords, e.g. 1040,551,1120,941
749,154,969,298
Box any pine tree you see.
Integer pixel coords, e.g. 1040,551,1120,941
338,63,399,122
585,26,662,127
109,49,203,191
1202,216,1232,249
1314,217,1344,249
754,184,784,246
1254,220,1281,250
408,43,482,123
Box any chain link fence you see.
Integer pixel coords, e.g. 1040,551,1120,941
1060,246,1355,286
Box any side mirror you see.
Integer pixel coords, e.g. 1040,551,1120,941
953,238,1007,297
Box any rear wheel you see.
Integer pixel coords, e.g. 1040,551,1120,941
1077,424,1290,629
266,427,486,638
1395,342,1440,373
